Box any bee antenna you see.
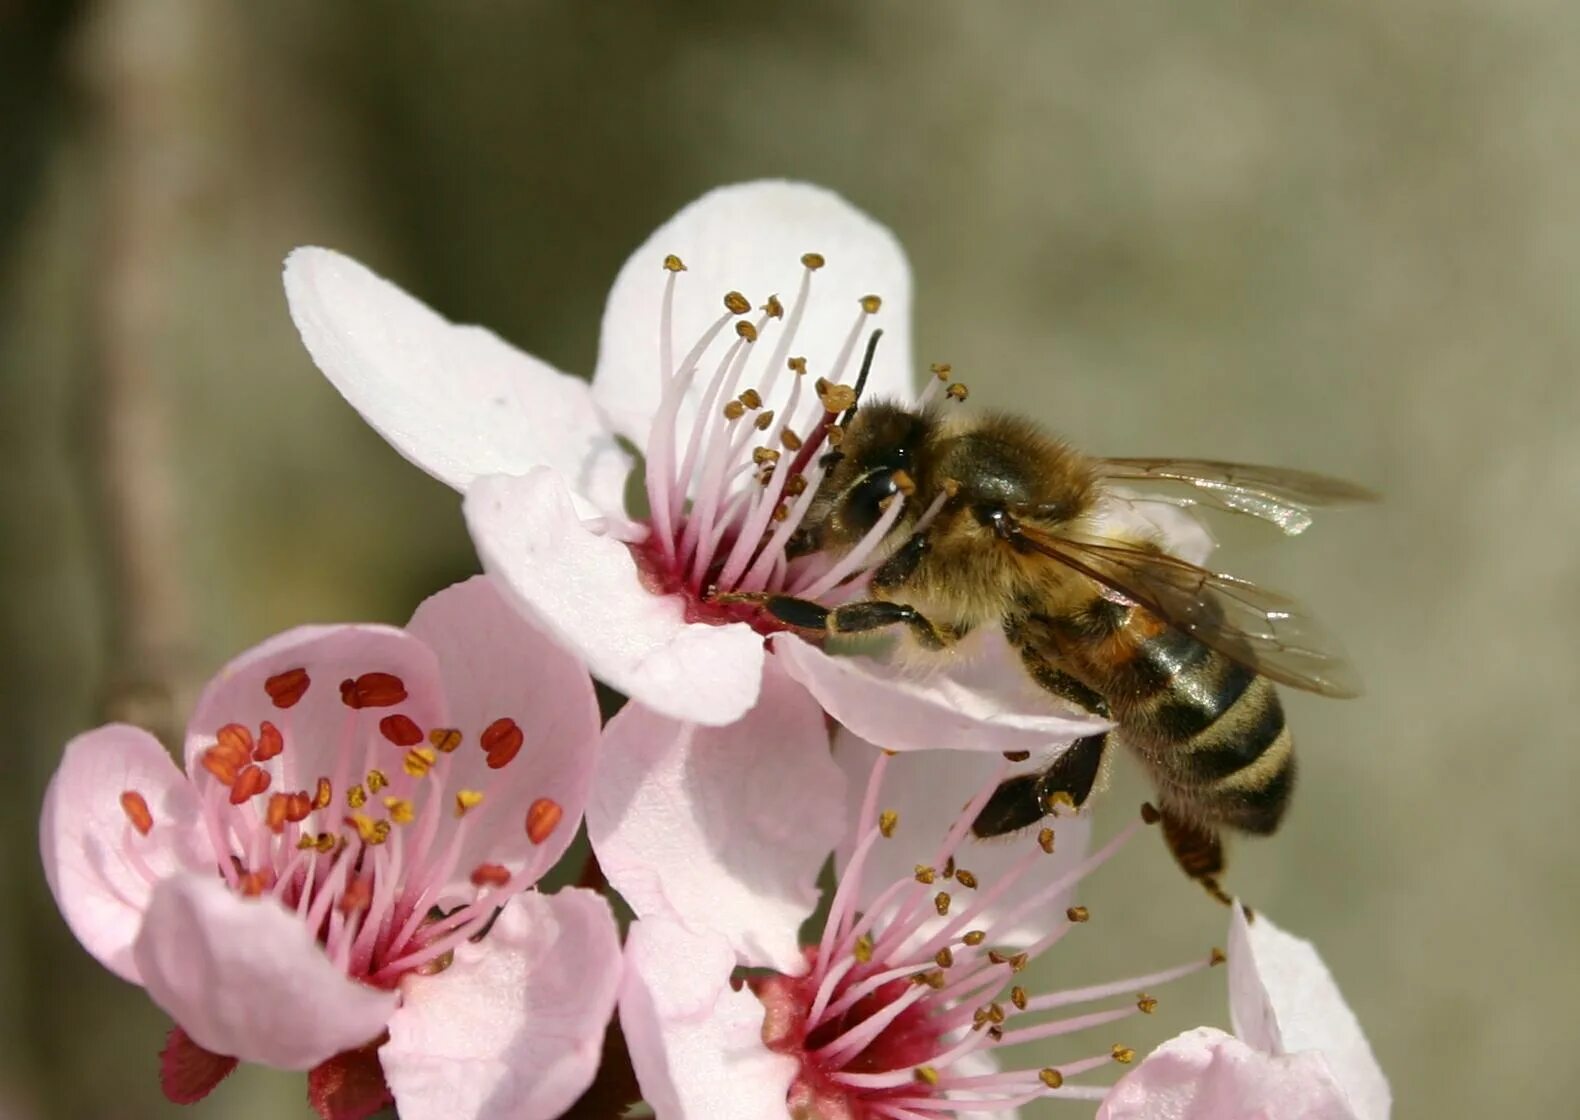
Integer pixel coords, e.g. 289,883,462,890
840,328,883,429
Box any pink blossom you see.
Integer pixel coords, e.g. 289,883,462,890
620,749,1226,1118
1097,906,1389,1120
39,576,619,1120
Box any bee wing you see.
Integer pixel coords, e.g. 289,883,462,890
1098,458,1378,536
1011,525,1363,698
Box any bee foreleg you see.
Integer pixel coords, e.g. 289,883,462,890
869,529,930,591
755,595,957,650
1157,808,1234,906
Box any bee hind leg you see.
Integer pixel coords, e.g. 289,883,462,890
747,595,958,651
1157,808,1234,906
971,733,1109,838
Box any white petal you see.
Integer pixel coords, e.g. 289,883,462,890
593,181,916,446
619,918,797,1120
464,468,766,726
1094,488,1217,567
773,630,1108,753
132,874,396,1069
382,889,622,1120
587,663,846,973
285,247,630,510
832,730,1095,946
1229,907,1390,1120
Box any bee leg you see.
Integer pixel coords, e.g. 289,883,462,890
752,595,958,651
869,529,930,591
1158,809,1234,906
971,733,1110,838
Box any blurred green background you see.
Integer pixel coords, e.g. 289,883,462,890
3,1,1575,1116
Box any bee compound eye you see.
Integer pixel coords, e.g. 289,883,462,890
845,469,901,532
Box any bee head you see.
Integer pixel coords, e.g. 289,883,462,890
794,400,936,555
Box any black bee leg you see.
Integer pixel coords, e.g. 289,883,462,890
1005,621,1111,718
869,529,931,592
1158,808,1233,906
752,595,958,651
972,733,1110,838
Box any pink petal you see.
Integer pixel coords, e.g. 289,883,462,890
1097,1027,1360,1120
772,630,1109,753
39,725,212,984
381,889,622,1120
404,576,601,895
182,623,449,796
619,918,797,1120
284,247,630,511
593,181,916,447
132,874,396,1069
1096,489,1217,567
587,663,845,973
464,467,766,726
1229,907,1391,1120
831,730,1094,945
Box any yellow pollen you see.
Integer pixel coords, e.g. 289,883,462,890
854,933,874,964
663,254,686,272
815,378,857,413
946,382,969,401
384,797,415,825
348,813,387,845
788,356,808,374
784,472,808,495
1112,1044,1136,1064
346,783,367,809
801,252,825,270
455,789,484,817
780,429,804,452
1210,947,1227,966
314,777,332,810
314,832,337,853
1039,1068,1064,1089
1038,828,1056,853
723,290,750,315
296,834,318,850
913,1066,939,1086
723,400,746,421
763,294,784,318
429,727,463,753
752,447,781,466
739,388,763,409
1011,985,1028,1010
934,891,951,916
963,930,986,946
735,320,758,342
1137,993,1159,1014
860,294,882,313
1046,790,1075,813
934,947,954,968
754,410,775,431
1067,906,1090,923
955,869,979,890
404,747,438,778
892,469,916,496
878,810,898,838
365,769,389,794
771,502,790,522
930,362,953,380
914,864,936,885
988,1003,1006,1024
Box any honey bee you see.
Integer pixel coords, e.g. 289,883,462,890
746,333,1373,902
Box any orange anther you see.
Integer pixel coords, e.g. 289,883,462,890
428,727,462,753
238,869,274,897
254,721,284,762
286,791,313,823
525,797,563,845
313,777,332,810
264,667,311,709
200,746,240,786
339,875,374,915
379,714,423,747
481,717,525,769
340,672,408,710
120,791,153,836
470,863,511,888
229,764,271,805
265,793,290,834
216,723,254,759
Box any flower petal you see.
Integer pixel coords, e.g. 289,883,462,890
587,662,845,972
132,874,396,1069
183,623,450,797
1229,907,1391,1120
284,246,630,510
404,576,601,896
593,181,916,446
619,918,797,1120
464,467,765,726
1096,488,1217,567
773,630,1108,753
381,889,621,1120
40,725,212,984
832,729,1094,945
1097,1027,1360,1120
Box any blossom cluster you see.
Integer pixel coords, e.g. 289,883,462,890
40,182,1388,1119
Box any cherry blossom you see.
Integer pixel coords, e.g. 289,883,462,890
39,576,618,1120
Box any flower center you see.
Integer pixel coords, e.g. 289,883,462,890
118,665,564,990
749,754,1223,1118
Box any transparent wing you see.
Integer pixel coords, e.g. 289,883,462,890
1011,524,1363,698
1099,457,1378,536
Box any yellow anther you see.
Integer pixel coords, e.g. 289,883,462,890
384,797,415,825
1009,951,1029,972
988,1002,1006,1024
913,1065,939,1086
946,382,969,401
816,378,857,413
739,388,763,409
763,294,784,318
1046,790,1075,813
1137,993,1158,1014
314,778,333,810
1210,947,1227,966
854,933,874,964
788,356,808,374
934,891,952,916
663,254,686,272
314,832,337,854
404,747,437,779
429,727,463,753
892,469,916,496
780,428,804,452
924,969,946,989
1039,1068,1064,1089
723,400,747,421
349,813,388,845
365,769,389,794
455,789,484,817
346,783,367,809
723,291,750,315
1037,828,1056,853
860,294,882,313
1067,905,1090,923
801,252,825,270
878,810,898,838
1112,1044,1136,1064
296,834,318,850
914,864,936,885
929,362,953,380
955,869,979,890
934,947,954,968
942,856,956,879
735,320,758,342
963,930,986,946
752,447,781,466
754,410,775,431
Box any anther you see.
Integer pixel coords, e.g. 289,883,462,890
526,797,563,845
723,400,747,421
339,875,374,915
934,947,954,968
1011,986,1029,1010
1038,828,1056,854
471,863,511,888
663,254,686,272
942,856,956,878
340,672,408,709
815,378,857,413
788,356,808,374
347,783,368,809
1009,952,1029,972
914,865,937,884
955,869,979,890
1046,790,1075,813
860,294,882,314
229,765,270,806
255,721,284,762
988,1003,1006,1025
924,969,947,989
754,410,775,431
286,792,312,823
1140,802,1162,825
892,469,916,496
878,810,899,838
963,930,986,946
1137,993,1158,1014
763,294,784,318
723,291,750,315
216,723,254,758
1003,750,1031,762
455,789,483,816
780,428,804,453
404,747,438,778
366,769,389,794
481,717,525,769
314,777,332,810
429,727,462,753
735,321,758,342
313,832,337,854
379,714,424,747
265,793,290,834
930,362,952,380
771,502,790,522
1037,1067,1065,1089
801,252,825,270
1112,1045,1136,1064
946,382,969,401
264,667,310,708
739,388,763,409
825,426,845,447
1210,947,1227,966
752,447,781,466
120,791,153,836
784,472,808,496
988,1025,1005,1042
934,892,952,916
1067,906,1090,923
913,1066,939,1086
384,797,415,825
854,934,874,964
239,870,273,898
348,814,391,846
